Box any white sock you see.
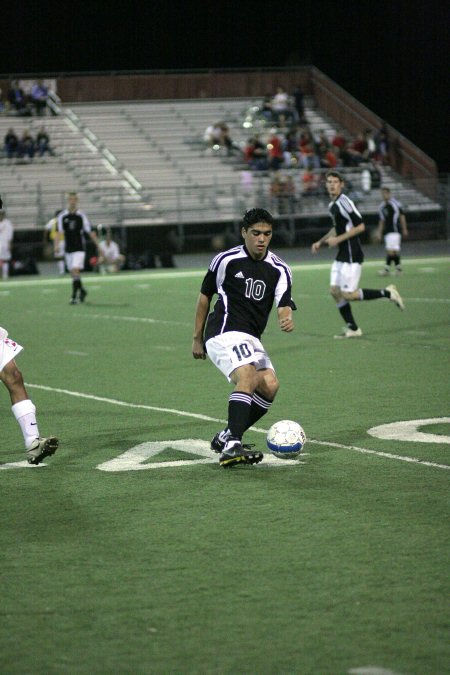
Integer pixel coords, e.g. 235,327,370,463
2,262,9,280
12,399,39,449
57,259,65,274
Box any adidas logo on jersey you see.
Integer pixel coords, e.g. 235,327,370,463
234,271,245,279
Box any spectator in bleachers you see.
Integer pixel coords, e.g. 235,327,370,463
35,126,53,157
18,129,35,161
298,130,318,169
4,128,19,160
291,85,306,123
243,135,268,171
260,93,274,123
319,145,340,170
267,131,284,171
30,80,49,116
315,130,330,155
374,123,390,165
270,174,296,214
7,81,31,116
203,122,224,150
282,129,300,168
219,123,242,157
331,131,347,151
302,167,321,197
347,132,370,165
271,86,290,124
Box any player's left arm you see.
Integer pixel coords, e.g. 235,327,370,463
400,213,408,237
277,305,294,332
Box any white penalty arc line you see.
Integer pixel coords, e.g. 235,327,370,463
26,383,450,471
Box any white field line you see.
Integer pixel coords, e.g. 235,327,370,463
43,310,189,327
3,257,449,288
26,383,450,471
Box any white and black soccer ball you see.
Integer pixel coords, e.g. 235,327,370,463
266,420,306,460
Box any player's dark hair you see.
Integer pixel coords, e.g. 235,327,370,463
242,208,275,230
325,170,344,182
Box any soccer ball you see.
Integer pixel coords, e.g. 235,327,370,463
267,420,306,460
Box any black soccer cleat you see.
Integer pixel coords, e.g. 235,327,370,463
210,431,228,453
219,441,263,468
27,436,59,465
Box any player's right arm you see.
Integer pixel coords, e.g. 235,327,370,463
311,227,336,253
192,292,211,360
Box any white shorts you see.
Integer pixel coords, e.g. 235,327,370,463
384,232,401,252
330,261,362,293
65,251,86,271
206,331,274,382
0,245,11,261
0,328,23,372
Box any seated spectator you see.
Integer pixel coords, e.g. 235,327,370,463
270,174,296,214
4,128,19,159
243,135,268,171
204,122,224,150
298,130,318,169
267,131,284,171
319,145,339,169
374,123,390,164
331,132,347,150
271,86,290,124
30,80,49,116
291,85,306,123
97,228,125,273
302,168,321,196
7,80,31,116
347,132,370,165
18,129,35,161
260,93,274,123
35,126,53,157
315,130,330,155
282,129,300,167
218,123,242,157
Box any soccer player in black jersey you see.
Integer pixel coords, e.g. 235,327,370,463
192,208,296,468
376,187,408,276
56,193,99,304
311,171,404,338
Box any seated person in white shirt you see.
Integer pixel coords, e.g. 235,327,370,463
98,228,125,273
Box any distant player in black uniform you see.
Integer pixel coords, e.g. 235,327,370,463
311,171,404,339
376,187,408,275
56,192,99,304
192,208,296,467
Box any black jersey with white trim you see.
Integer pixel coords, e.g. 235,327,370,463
57,209,91,253
329,193,364,263
378,198,404,233
201,245,295,341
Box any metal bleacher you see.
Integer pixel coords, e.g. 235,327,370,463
0,97,442,232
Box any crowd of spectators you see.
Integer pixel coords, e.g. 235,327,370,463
1,79,59,117
3,126,53,162
234,86,387,202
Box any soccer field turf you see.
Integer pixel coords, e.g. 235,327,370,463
1,255,449,674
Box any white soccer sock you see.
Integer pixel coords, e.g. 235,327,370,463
2,262,9,280
12,399,39,449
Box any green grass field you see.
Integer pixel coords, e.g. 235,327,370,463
1,253,449,675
